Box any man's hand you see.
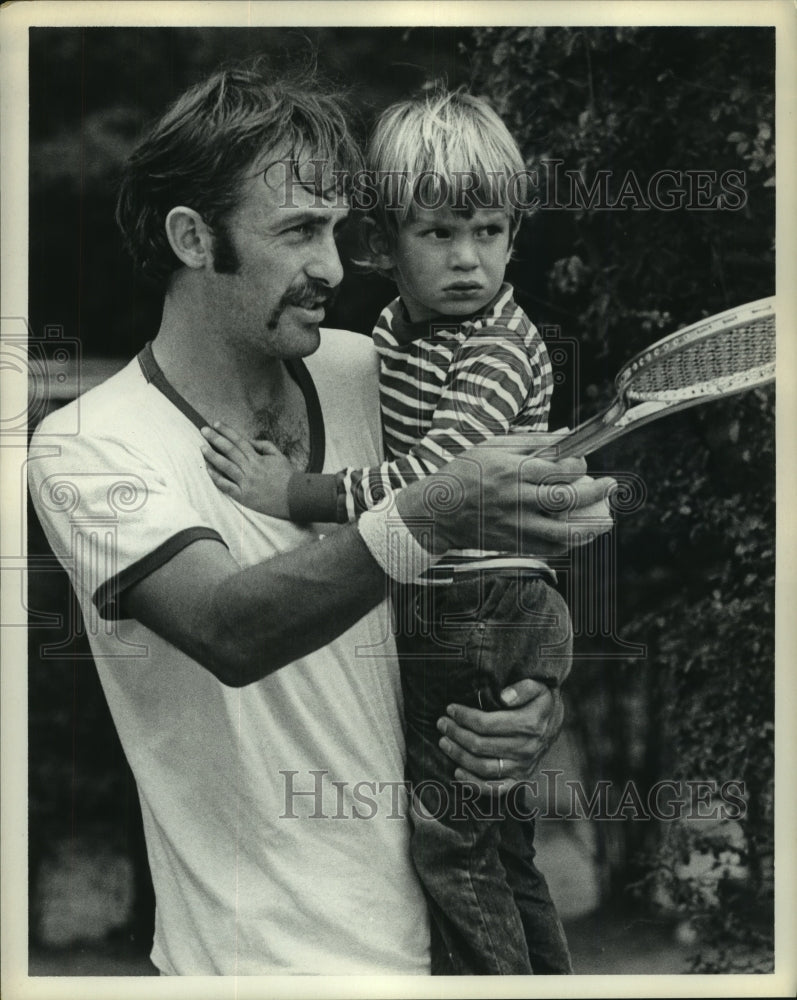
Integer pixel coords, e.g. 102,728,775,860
437,680,563,795
201,422,293,519
395,443,616,557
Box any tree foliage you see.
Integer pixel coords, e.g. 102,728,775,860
466,25,775,970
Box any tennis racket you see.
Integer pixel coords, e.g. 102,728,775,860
515,298,775,458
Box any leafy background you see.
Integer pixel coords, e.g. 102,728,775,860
27,25,775,973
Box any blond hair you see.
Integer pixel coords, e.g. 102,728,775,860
360,86,529,248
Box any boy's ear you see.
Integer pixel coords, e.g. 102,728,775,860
362,217,396,271
165,206,215,270
506,219,521,263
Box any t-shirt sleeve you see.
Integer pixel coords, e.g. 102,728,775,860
28,421,226,621
329,330,552,522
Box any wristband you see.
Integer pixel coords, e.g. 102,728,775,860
357,507,443,584
287,472,339,524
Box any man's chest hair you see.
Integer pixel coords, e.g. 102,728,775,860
253,403,311,470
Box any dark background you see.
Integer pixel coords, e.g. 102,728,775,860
27,25,775,974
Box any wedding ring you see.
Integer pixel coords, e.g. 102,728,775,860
497,757,504,779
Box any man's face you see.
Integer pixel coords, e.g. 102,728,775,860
385,206,514,323
205,159,350,360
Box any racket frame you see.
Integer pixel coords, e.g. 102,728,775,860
515,297,775,459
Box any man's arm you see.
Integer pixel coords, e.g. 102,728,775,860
121,445,606,785
105,442,611,800
121,522,386,687
121,523,566,786
124,449,613,688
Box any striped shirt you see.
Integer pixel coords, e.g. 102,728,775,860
335,283,553,526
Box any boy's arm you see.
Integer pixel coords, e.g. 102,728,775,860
286,331,553,524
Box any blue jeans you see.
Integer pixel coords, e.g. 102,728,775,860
393,572,574,975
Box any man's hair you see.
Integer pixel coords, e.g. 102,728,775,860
116,59,362,285
359,85,529,251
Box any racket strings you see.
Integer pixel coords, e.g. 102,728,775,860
624,318,775,402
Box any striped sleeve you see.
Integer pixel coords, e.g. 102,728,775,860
335,328,553,522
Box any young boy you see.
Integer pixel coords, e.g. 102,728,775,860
202,88,573,975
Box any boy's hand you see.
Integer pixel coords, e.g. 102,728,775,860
200,422,293,519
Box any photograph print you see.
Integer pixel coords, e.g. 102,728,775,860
2,4,791,996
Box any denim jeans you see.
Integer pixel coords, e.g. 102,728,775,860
393,572,574,975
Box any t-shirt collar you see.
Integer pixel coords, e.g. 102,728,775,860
388,282,513,343
136,341,326,473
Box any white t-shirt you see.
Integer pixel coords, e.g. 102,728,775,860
28,330,430,976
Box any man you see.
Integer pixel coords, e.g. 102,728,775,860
28,63,614,975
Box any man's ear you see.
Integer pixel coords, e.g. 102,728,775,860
362,217,395,271
165,207,214,270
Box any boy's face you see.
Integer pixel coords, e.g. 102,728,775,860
385,206,514,323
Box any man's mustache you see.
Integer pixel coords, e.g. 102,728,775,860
280,279,335,310
267,280,336,329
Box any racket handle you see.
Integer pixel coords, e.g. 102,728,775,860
513,400,669,458
553,400,674,456
512,408,618,459
550,428,614,458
